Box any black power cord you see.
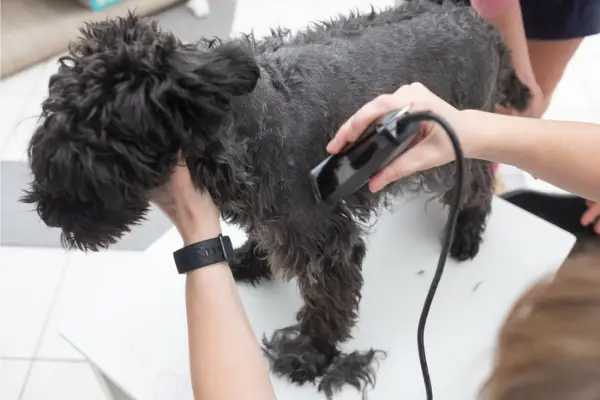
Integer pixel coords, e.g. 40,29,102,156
399,111,466,400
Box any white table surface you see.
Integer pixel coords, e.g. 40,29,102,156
61,194,575,400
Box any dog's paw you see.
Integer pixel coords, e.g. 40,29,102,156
450,229,481,261
319,349,385,400
230,245,272,285
262,326,338,385
449,207,488,261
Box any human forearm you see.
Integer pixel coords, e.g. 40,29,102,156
182,222,276,400
154,162,276,400
186,264,276,400
328,83,600,199
468,110,600,202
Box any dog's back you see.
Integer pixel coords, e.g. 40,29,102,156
253,0,525,115
233,1,526,220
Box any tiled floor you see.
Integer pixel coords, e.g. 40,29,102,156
0,1,599,399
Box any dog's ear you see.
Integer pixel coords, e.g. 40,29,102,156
194,40,261,97
167,39,261,118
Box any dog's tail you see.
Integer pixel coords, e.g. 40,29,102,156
498,70,532,112
490,22,532,112
495,38,533,112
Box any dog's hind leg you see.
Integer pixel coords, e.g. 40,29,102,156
230,239,272,285
262,226,383,398
444,160,494,261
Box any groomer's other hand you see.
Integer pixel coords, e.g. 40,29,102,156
327,82,474,192
152,156,221,245
582,200,600,235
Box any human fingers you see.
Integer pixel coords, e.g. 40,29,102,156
581,202,600,227
326,93,403,154
594,219,600,235
368,136,441,192
328,82,450,154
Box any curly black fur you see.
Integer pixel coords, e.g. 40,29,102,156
319,350,386,400
22,0,530,396
230,239,272,285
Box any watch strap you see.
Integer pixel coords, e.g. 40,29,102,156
173,234,234,274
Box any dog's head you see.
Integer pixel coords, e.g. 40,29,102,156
21,12,260,251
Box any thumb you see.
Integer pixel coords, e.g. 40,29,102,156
369,143,439,192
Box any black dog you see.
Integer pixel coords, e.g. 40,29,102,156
23,0,529,397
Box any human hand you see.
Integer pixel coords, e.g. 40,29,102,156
327,82,479,192
581,200,600,235
152,157,222,245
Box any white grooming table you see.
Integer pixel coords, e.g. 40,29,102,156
61,194,575,400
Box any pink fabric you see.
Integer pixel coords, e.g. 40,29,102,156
492,162,499,173
471,0,519,19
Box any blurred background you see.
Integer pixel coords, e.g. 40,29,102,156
0,0,599,399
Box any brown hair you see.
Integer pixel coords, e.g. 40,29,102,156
481,247,600,400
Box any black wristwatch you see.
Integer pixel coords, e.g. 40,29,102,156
173,234,234,274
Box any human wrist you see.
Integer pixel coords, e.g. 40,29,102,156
456,109,499,160
177,217,223,245
464,110,537,165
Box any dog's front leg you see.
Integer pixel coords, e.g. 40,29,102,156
262,236,383,399
230,239,272,285
444,160,494,261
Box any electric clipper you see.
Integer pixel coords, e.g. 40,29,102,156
310,107,420,204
